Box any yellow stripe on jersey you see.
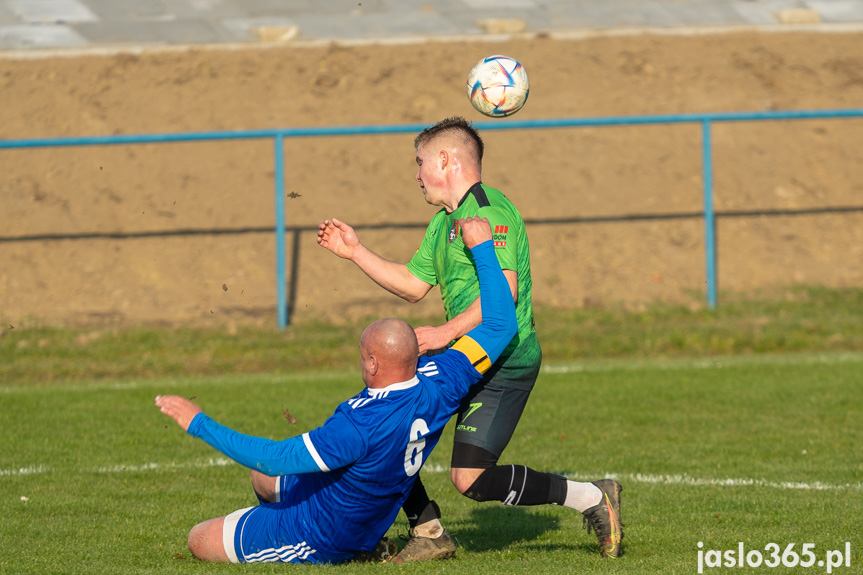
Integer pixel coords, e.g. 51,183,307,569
451,335,492,374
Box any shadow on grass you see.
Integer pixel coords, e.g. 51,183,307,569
451,506,588,554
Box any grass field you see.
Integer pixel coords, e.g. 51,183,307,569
2,288,862,574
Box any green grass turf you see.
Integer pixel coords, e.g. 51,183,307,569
1,352,861,574
3,286,862,386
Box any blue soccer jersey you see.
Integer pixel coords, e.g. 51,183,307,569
184,239,517,564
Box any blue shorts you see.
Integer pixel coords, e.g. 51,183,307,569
221,475,345,564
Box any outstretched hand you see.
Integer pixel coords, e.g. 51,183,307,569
458,216,493,249
317,218,360,260
155,395,203,432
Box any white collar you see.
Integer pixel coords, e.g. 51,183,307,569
368,376,420,396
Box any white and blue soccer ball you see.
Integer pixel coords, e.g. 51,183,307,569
466,55,529,117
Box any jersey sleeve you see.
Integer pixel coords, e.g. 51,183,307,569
186,410,365,476
302,407,367,472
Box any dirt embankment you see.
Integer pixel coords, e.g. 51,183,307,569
1,31,862,327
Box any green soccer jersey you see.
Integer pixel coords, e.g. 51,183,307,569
407,182,541,384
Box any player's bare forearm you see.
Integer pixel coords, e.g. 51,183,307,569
350,244,433,303
415,300,480,353
318,217,431,303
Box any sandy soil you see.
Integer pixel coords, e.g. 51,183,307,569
1,30,862,328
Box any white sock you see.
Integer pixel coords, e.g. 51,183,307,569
563,481,603,513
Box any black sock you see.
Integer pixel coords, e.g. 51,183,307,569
402,475,432,527
466,465,568,506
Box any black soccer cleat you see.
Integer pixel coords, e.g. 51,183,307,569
582,479,624,558
353,537,398,563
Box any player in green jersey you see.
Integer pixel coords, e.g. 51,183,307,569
317,117,623,560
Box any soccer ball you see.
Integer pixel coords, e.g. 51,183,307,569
466,55,529,117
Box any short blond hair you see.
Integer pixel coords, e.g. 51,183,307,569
414,116,484,163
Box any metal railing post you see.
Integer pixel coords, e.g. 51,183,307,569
702,119,718,309
274,134,288,328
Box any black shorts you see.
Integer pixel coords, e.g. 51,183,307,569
450,361,541,468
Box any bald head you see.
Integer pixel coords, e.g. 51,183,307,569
359,319,419,388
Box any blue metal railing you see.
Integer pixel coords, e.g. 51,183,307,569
702,120,716,310
3,108,863,328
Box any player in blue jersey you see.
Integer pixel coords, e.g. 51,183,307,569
155,216,517,565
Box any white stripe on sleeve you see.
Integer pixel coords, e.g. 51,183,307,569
302,432,330,472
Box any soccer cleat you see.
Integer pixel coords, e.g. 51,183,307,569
394,500,457,563
353,537,398,563
582,479,624,558
394,529,456,563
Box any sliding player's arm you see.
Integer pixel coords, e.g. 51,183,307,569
448,217,518,373
414,269,517,353
155,395,364,476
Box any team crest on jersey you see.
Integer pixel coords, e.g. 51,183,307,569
493,224,508,247
448,221,460,243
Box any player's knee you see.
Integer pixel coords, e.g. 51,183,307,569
188,519,230,562
450,467,480,494
188,523,209,560
456,468,496,502
451,444,500,496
